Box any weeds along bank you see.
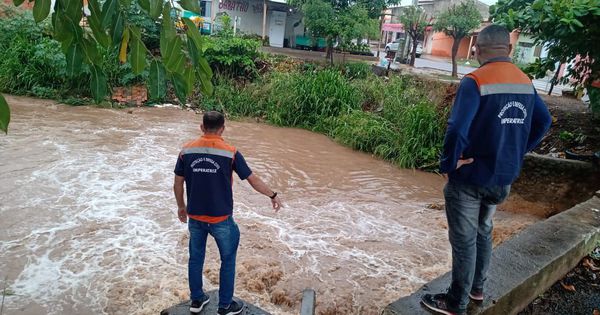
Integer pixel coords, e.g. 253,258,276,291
0,6,455,170
200,62,454,169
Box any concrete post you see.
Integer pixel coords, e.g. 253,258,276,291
262,0,267,40
300,289,316,315
467,35,474,59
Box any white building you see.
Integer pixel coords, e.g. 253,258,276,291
188,0,304,48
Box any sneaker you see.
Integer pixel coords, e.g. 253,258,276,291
421,293,465,315
469,289,484,301
190,295,210,313
217,300,245,315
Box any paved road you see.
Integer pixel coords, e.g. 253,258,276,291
385,55,565,96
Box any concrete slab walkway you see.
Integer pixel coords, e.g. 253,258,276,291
160,290,271,315
384,193,600,315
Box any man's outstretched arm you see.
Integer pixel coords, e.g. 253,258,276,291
247,174,283,211
173,175,187,223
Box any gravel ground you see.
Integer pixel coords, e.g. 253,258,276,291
520,246,600,315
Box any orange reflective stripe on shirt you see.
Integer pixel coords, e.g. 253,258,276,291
188,214,229,224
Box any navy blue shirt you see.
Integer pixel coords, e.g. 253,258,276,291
440,59,552,186
174,135,252,217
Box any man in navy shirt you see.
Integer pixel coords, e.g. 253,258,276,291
422,25,552,315
174,111,282,315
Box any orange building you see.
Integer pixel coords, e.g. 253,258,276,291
423,24,520,60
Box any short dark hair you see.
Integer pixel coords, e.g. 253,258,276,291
477,24,510,47
203,111,225,132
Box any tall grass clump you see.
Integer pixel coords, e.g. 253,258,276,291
341,62,371,80
201,76,265,117
326,110,399,155
380,75,446,169
266,69,360,130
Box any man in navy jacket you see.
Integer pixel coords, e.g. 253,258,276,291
422,25,552,315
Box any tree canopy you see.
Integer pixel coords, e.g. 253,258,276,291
491,0,600,87
11,0,213,104
294,0,374,63
356,0,401,19
399,5,429,66
434,0,482,77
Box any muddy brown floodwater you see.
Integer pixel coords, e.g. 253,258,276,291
0,95,541,315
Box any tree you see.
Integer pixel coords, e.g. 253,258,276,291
434,0,482,77
399,5,429,67
293,0,373,64
301,0,337,64
9,0,213,105
491,0,600,113
356,0,400,19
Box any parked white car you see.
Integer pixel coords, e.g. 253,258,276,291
385,40,423,57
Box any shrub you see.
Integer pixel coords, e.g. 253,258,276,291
266,69,361,130
205,35,261,78
126,3,160,51
0,12,74,97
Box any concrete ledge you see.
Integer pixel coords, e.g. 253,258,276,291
384,196,600,315
160,290,271,315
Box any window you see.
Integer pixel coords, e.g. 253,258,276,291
201,1,211,17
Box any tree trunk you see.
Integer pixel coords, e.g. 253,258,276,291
326,37,334,65
410,36,418,67
548,65,561,96
451,36,461,77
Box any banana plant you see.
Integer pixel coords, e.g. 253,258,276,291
0,94,9,134
12,0,213,104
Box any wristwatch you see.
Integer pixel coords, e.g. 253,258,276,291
269,192,278,199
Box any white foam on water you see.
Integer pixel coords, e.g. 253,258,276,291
1,119,193,314
0,105,535,315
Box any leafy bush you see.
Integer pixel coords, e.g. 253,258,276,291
102,47,148,87
204,36,261,78
0,12,76,97
126,3,161,51
266,69,361,130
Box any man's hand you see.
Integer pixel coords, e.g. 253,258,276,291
456,158,474,170
440,158,474,180
271,195,283,212
177,206,187,223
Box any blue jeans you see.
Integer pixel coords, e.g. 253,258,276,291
444,181,510,311
188,216,240,308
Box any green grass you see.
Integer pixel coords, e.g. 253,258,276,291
203,69,449,170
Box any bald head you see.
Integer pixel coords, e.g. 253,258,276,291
475,24,512,63
201,111,225,134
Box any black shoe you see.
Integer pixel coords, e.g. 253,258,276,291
469,288,484,302
217,300,245,315
421,293,465,315
190,295,210,313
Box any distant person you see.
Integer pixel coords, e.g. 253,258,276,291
421,25,552,315
173,111,283,315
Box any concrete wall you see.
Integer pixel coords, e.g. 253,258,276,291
211,0,302,47
512,154,600,217
384,193,600,315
